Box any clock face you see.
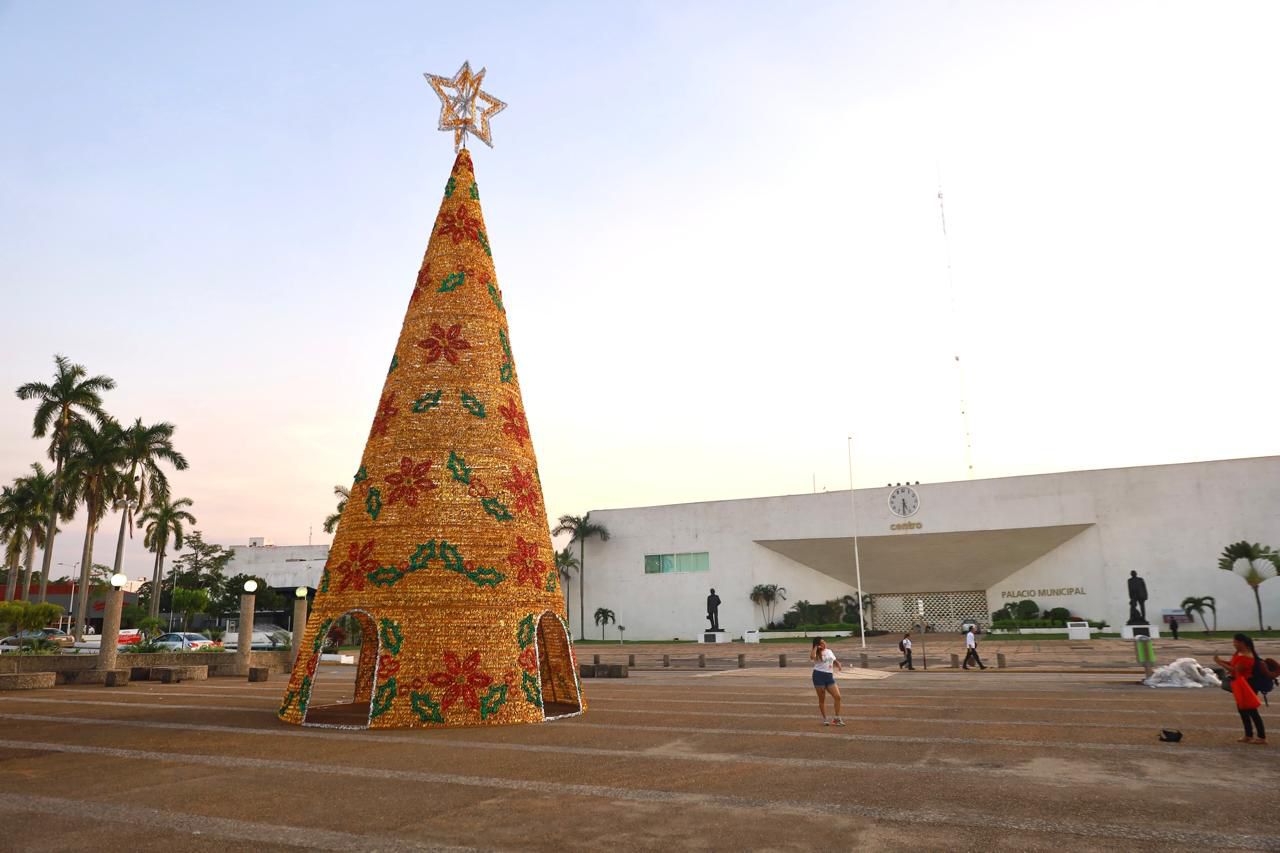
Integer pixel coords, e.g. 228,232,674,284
888,486,919,518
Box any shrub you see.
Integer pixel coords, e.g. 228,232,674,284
1012,600,1040,620
1046,607,1071,622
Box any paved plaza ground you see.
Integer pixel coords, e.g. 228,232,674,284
2,637,1279,852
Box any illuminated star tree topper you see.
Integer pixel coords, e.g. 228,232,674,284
424,61,507,150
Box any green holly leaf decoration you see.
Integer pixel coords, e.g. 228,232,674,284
487,282,504,312
387,353,399,375
477,229,492,257
465,565,505,587
409,541,436,571
371,678,397,719
481,497,513,522
498,329,513,361
478,683,508,720
319,568,330,593
545,571,557,592
379,618,404,655
520,670,542,707
412,390,443,413
460,391,486,418
438,541,464,574
444,176,456,198
298,675,313,714
438,271,465,293
312,620,333,653
447,451,471,484
353,465,368,485
516,614,536,649
499,363,514,383
365,487,382,521
278,689,296,717
367,565,405,587
411,690,444,723
469,181,479,200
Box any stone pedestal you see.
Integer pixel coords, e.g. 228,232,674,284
96,588,124,672
237,593,255,676
291,596,308,665
696,630,732,644
1120,624,1160,639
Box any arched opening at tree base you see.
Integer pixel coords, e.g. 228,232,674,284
303,609,379,728
536,612,582,719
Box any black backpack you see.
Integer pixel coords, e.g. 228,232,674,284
898,639,906,652
1250,658,1277,704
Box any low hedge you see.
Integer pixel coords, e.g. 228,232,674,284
991,618,1108,630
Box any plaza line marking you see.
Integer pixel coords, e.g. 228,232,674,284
0,710,1263,763
0,697,1241,734
0,738,1274,849
581,695,1231,718
0,792,479,853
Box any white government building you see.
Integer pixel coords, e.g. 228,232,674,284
227,456,1280,641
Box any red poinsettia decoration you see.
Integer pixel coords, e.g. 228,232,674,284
385,456,437,507
333,539,378,593
436,204,481,244
503,464,540,517
507,536,546,588
518,647,538,673
377,653,400,680
370,392,398,439
427,650,493,711
411,261,431,305
418,323,471,365
499,397,530,446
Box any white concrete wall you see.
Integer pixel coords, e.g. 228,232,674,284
584,457,1280,639
225,543,330,590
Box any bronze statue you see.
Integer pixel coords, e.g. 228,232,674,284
706,588,721,631
1126,571,1148,623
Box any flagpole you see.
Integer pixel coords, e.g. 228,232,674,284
847,435,866,650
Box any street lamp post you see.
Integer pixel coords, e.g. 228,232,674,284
292,586,308,665
238,579,257,676
97,573,128,673
57,562,79,635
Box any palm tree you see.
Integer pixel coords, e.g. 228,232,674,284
323,485,350,534
0,486,24,600
11,463,65,601
15,355,115,602
1219,541,1279,632
555,547,579,613
1180,595,1214,632
552,513,610,640
108,419,188,579
65,418,127,640
593,607,615,640
139,495,197,619
748,583,787,626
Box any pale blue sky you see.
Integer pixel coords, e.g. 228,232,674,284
3,1,1279,579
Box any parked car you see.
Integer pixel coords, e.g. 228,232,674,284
1,628,74,648
223,627,291,651
153,632,218,651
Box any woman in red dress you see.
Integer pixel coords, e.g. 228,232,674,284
1214,633,1267,745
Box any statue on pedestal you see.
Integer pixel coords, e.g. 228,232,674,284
1126,571,1149,625
706,588,721,632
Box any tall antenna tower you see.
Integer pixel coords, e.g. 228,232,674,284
937,179,975,479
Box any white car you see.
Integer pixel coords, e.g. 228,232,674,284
223,628,291,651
153,632,219,651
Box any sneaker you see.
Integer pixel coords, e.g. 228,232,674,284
833,718,846,727
822,719,830,726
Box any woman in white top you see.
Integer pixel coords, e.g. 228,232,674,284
809,637,844,726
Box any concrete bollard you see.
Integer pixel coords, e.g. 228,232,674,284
606,664,628,678
663,654,670,668
950,653,960,668
738,653,746,669
103,670,129,688
248,667,271,683
779,654,787,668
698,654,706,668
593,654,600,666
628,654,635,667
997,652,1007,669
860,653,869,669
578,663,596,679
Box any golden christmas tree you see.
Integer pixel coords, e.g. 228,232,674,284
278,64,584,729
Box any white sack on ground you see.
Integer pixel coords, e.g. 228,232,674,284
1143,657,1222,688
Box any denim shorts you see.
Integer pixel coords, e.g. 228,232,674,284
812,669,835,688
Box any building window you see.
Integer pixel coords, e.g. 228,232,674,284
643,552,709,574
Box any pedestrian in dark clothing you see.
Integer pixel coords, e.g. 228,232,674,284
898,633,914,670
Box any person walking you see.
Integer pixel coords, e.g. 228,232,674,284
1168,619,1179,640
962,625,987,670
810,638,844,726
1215,633,1267,745
898,632,914,670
